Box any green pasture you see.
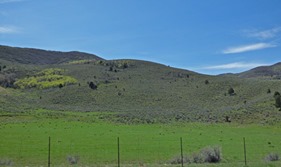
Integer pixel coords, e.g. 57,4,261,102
0,111,280,167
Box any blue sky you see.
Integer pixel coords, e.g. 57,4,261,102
0,0,281,75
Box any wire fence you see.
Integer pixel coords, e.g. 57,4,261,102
1,134,281,167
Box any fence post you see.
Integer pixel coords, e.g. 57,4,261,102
117,137,120,167
48,136,51,167
243,137,247,166
180,137,184,167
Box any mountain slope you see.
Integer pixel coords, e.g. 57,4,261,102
0,45,103,65
238,62,281,79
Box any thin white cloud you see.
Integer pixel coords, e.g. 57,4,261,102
245,27,281,39
0,26,19,34
222,43,276,54
0,0,24,3
203,62,269,70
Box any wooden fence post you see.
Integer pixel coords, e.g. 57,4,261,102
180,137,184,167
243,137,247,166
48,136,51,167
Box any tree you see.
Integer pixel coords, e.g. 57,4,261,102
89,81,97,90
267,89,271,94
228,87,235,95
122,62,128,69
205,80,209,85
225,116,231,123
58,84,63,88
275,95,281,108
274,91,281,109
274,91,280,98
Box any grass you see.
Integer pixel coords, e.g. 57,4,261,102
0,110,281,166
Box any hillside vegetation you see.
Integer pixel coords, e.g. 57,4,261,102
14,68,77,89
0,45,281,124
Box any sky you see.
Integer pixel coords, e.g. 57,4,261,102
0,0,281,75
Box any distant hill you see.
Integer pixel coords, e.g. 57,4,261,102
238,62,281,79
0,45,103,65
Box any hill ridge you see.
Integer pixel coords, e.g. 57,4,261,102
238,62,281,78
0,45,103,65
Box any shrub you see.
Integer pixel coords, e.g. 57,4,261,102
67,155,79,165
170,156,181,164
265,153,279,161
0,159,13,166
192,152,205,163
169,155,191,164
68,59,94,65
201,146,221,163
0,74,16,88
193,146,221,163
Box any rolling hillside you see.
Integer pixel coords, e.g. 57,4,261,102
0,45,103,65
238,62,281,79
1,45,281,124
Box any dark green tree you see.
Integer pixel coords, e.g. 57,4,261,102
274,91,280,98
205,80,209,85
274,91,281,109
58,84,63,88
89,82,97,90
275,96,281,108
228,87,235,95
122,62,128,69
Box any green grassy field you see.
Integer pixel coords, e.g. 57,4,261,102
0,110,280,167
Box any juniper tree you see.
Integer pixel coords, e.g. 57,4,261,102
205,80,209,85
274,91,281,109
89,82,97,90
228,87,235,95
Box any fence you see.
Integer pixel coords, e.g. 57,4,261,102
1,135,281,167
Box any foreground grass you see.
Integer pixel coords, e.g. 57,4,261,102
0,110,281,167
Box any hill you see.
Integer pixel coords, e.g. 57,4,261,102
238,62,281,79
0,45,281,124
0,45,103,65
